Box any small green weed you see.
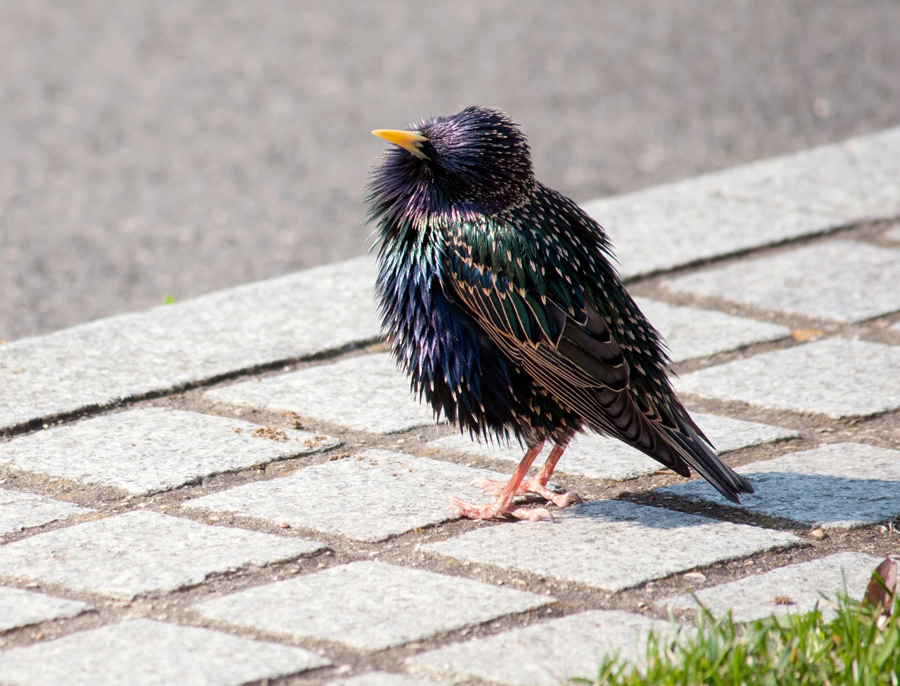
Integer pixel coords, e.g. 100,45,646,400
574,595,899,686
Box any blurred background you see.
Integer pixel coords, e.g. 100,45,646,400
2,1,900,342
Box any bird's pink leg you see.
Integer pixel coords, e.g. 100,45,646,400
520,444,582,508
474,443,582,509
448,443,552,521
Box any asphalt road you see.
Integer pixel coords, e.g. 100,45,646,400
2,1,899,342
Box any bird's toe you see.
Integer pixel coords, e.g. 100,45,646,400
520,479,582,510
507,506,555,523
447,495,553,522
548,492,582,509
469,478,507,496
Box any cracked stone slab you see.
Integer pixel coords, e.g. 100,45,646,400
423,500,800,592
663,240,900,323
0,255,380,433
633,298,790,362
206,353,438,434
195,560,554,651
660,443,900,529
0,586,91,632
183,450,503,542
0,619,329,686
661,552,883,622
408,610,691,685
0,511,323,599
675,337,900,418
582,127,900,278
0,407,339,495
0,489,93,536
428,413,798,481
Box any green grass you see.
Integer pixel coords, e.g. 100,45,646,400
574,595,900,686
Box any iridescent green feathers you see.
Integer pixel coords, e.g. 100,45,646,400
367,105,753,503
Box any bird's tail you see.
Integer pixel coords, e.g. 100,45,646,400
660,413,754,504
582,387,754,503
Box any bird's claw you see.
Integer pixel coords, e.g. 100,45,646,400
471,478,581,510
516,507,555,523
469,478,505,496
447,495,554,523
547,491,582,509
516,479,583,510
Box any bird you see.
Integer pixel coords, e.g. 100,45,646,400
367,105,753,521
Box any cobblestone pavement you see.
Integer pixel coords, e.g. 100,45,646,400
3,1,900,342
1,129,900,684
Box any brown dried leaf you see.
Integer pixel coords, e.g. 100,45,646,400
791,328,825,342
864,557,899,617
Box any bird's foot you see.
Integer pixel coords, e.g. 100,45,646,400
447,495,554,522
470,478,582,510
520,478,583,510
521,478,584,509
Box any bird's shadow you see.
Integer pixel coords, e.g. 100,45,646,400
567,472,900,531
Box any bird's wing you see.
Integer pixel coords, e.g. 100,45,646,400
441,220,752,502
442,225,658,441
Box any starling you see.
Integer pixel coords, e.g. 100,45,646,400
368,105,753,521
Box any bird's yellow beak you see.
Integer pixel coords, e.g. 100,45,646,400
372,129,430,160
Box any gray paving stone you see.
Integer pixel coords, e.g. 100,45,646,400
583,185,845,279
0,511,323,599
709,128,900,224
675,337,900,418
660,443,900,529
583,127,900,278
0,489,92,536
0,408,339,495
328,674,439,686
196,560,554,651
0,255,380,433
0,618,329,686
423,500,800,592
428,413,798,481
0,586,91,632
408,610,690,685
206,353,438,434
664,240,900,323
633,298,790,362
661,552,883,622
183,450,503,542
886,226,900,243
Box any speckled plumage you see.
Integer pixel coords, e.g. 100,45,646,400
368,106,752,517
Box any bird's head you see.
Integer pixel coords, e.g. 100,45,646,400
368,106,534,226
